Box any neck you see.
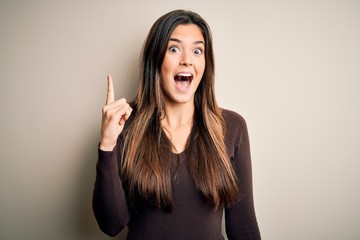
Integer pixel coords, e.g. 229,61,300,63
161,102,194,128
160,102,195,154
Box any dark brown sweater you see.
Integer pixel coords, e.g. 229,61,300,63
93,109,261,239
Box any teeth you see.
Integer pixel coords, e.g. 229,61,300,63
174,73,193,81
177,73,192,77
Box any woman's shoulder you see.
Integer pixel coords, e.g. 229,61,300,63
221,108,249,155
221,108,248,131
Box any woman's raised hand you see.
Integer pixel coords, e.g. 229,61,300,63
99,75,132,151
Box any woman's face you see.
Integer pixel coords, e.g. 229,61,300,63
160,24,205,107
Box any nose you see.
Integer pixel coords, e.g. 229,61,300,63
179,50,192,66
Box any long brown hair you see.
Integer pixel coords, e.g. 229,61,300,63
121,9,239,211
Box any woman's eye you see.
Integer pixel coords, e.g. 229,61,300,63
169,46,180,52
194,48,203,55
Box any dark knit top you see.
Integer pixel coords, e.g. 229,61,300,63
93,109,261,240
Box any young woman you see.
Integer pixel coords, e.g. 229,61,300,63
93,9,261,240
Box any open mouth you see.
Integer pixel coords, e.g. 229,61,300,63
174,73,193,90
174,73,193,81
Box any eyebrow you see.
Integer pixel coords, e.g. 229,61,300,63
169,38,205,45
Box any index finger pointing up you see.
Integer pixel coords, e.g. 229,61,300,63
106,75,115,104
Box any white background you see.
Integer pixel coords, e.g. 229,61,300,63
1,0,359,239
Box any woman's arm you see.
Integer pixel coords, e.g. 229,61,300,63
92,147,130,237
224,111,261,240
93,75,132,236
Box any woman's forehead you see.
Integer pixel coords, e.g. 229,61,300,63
169,24,205,44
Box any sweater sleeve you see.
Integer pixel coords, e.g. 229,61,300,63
92,146,130,237
224,111,261,240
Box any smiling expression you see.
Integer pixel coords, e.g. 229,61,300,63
160,24,206,106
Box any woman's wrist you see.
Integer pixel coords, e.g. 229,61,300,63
99,140,116,152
